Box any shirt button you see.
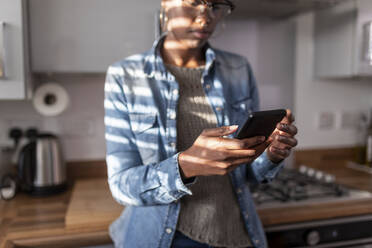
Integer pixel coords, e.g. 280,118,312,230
244,213,249,219
205,84,211,90
215,107,222,112
170,142,176,148
166,228,172,234
236,188,242,194
173,89,179,95
170,113,176,120
255,239,260,244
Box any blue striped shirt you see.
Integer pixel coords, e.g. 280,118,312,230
104,36,284,248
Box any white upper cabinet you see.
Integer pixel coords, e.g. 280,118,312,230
0,0,31,100
314,0,372,78
29,0,159,73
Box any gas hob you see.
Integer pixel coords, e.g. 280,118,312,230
251,165,372,209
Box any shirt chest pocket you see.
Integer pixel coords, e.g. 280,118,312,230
129,113,159,164
228,97,253,127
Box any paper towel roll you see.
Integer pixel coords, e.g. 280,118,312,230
33,82,70,116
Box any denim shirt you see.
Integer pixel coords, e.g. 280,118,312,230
104,36,284,248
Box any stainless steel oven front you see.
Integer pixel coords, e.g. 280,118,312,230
266,215,372,248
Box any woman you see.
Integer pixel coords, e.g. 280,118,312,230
104,0,298,247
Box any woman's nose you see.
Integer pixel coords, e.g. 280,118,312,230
195,9,211,27
195,15,210,27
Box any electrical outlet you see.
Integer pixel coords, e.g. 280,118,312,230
317,111,335,130
340,111,363,129
1,119,42,142
0,120,11,145
6,119,42,132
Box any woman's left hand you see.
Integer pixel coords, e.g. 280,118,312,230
267,109,298,163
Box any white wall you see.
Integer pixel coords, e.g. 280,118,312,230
294,13,372,149
211,18,295,111
256,20,295,110
210,20,259,72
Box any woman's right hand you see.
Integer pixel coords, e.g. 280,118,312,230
178,125,267,178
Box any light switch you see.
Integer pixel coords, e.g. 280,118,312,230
317,111,335,130
340,111,363,129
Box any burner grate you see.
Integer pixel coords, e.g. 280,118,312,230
252,167,350,206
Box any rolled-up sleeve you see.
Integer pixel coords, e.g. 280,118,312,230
104,65,193,207
248,150,284,184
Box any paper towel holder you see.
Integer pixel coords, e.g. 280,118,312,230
32,82,70,117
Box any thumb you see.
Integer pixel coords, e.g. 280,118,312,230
281,109,295,124
201,125,239,137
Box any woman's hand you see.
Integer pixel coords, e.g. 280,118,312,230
267,109,298,163
178,126,268,178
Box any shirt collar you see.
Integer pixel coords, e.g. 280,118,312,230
144,33,217,82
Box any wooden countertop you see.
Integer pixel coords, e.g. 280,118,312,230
0,182,118,248
1,161,372,247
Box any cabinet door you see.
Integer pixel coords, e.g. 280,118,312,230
0,0,30,100
314,0,357,78
356,0,372,75
29,0,159,73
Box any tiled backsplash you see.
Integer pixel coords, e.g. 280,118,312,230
0,74,107,161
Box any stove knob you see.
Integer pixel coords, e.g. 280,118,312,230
307,168,316,177
299,165,308,174
315,171,324,180
324,174,336,183
306,230,320,246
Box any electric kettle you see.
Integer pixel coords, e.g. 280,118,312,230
18,133,67,195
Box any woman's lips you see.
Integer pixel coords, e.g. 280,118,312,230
191,29,211,39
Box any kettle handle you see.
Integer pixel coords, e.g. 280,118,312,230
18,142,35,191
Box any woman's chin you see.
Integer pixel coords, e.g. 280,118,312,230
183,38,208,50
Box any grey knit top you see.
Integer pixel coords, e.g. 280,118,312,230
166,64,252,248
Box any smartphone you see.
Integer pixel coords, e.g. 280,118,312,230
235,109,287,140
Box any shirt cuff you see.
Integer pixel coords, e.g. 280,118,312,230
172,153,197,196
252,150,284,183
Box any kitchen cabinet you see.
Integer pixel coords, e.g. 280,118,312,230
0,0,31,100
29,0,159,73
314,0,372,78
234,0,349,19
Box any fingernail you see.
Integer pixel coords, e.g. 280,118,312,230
229,125,239,130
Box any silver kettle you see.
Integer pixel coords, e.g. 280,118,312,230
18,133,67,195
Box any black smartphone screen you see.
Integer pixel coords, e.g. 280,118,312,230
235,109,287,140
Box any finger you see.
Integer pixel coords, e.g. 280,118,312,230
267,151,286,163
228,156,257,167
270,140,292,150
281,109,295,124
275,135,298,148
216,136,265,150
220,149,256,160
269,146,290,158
214,162,244,176
227,163,242,173
201,125,239,137
239,136,267,149
276,123,298,136
212,156,255,169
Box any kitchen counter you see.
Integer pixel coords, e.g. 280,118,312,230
0,181,117,248
1,161,372,248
